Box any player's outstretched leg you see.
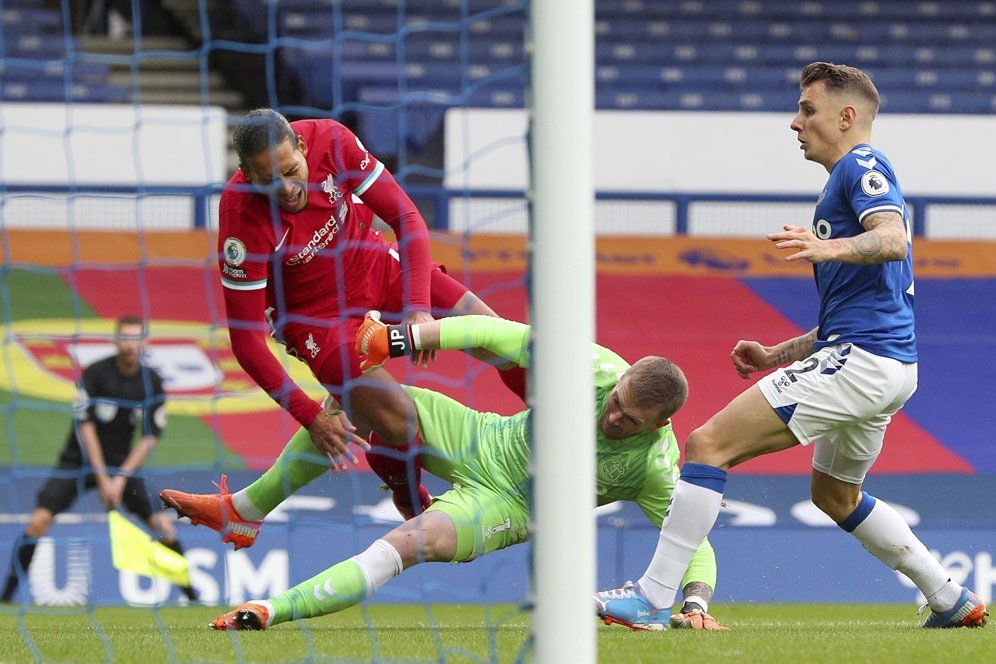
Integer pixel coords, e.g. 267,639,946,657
920,588,989,628
160,474,262,550
209,538,405,631
593,581,670,631
211,601,272,631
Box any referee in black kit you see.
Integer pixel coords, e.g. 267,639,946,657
1,315,196,602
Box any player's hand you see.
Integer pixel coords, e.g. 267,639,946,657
96,474,119,509
730,339,772,379
109,475,127,506
402,310,436,368
768,225,834,264
306,400,370,472
355,311,391,373
669,610,730,631
355,311,420,374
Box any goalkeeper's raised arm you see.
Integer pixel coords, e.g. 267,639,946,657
356,312,530,374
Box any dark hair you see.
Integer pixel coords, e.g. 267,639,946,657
232,108,298,166
115,315,145,334
625,356,689,422
800,62,880,117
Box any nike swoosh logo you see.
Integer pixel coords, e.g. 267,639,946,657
274,228,290,251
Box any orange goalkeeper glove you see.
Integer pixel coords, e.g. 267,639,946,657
669,611,730,631
355,311,414,373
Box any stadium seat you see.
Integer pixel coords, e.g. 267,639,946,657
232,0,996,154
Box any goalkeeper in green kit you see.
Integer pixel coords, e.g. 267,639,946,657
208,313,726,632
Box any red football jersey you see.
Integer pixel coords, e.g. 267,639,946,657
218,118,432,426
220,119,396,318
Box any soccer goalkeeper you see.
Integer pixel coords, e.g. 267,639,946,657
205,313,726,632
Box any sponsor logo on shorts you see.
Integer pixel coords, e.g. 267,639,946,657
771,374,792,393
482,517,511,540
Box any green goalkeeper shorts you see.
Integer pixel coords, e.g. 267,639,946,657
404,385,531,562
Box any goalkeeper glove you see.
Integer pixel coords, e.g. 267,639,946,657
355,311,414,373
669,611,730,631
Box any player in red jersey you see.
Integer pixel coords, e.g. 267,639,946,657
213,108,524,521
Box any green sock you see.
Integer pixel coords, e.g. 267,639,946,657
243,427,329,515
269,559,368,625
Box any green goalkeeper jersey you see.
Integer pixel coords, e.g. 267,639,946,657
414,315,680,528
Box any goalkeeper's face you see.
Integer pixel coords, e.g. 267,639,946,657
599,376,661,440
243,136,310,213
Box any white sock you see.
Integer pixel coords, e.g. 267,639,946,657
350,539,404,597
231,491,266,521
638,468,726,609
847,495,958,611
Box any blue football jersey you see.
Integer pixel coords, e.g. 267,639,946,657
810,144,917,363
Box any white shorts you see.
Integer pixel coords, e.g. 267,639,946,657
757,343,918,484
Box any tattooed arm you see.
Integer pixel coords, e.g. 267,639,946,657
680,581,715,612
731,327,818,379
768,212,908,265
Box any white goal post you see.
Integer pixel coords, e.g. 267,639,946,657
529,0,595,663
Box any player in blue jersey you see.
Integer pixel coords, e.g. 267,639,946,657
596,62,988,629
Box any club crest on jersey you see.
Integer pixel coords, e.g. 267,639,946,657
321,174,343,204
223,237,247,266
860,170,889,197
598,456,626,483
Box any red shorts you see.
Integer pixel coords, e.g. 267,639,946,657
280,247,468,391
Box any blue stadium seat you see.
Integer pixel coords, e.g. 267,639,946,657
1,80,129,103
5,35,80,59
0,60,111,85
2,8,63,33
236,0,996,155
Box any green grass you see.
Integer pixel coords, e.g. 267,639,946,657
0,268,98,322
0,603,990,663
0,389,245,469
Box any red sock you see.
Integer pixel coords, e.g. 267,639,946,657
498,366,527,403
366,432,430,519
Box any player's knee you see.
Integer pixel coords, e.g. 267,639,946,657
357,391,417,446
386,515,455,567
25,510,54,537
685,424,723,466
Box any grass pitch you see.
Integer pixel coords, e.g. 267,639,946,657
0,602,990,663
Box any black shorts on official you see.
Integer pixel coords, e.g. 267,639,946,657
36,466,155,521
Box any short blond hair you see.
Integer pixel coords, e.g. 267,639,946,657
800,61,880,118
625,356,688,422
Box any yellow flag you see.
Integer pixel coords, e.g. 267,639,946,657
108,511,190,587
